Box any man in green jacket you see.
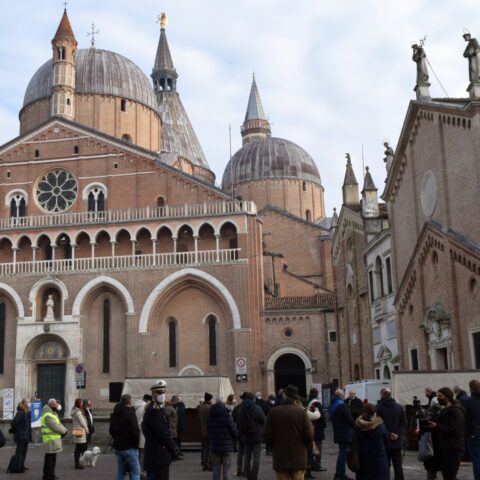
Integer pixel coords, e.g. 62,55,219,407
41,398,67,480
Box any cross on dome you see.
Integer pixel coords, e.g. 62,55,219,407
87,23,100,48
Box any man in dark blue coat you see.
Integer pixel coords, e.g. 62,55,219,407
376,389,406,480
207,397,238,480
142,380,177,480
466,379,480,480
329,389,354,480
238,392,265,480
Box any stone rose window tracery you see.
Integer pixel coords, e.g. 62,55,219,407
36,169,78,213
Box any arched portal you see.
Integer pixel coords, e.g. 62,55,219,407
274,353,307,397
23,334,70,416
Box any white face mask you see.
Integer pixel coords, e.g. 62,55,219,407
56,404,62,412
155,393,166,404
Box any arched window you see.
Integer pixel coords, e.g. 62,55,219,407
208,315,217,366
157,196,165,207
168,319,177,368
66,98,71,106
73,146,79,155
103,298,110,373
121,99,127,112
0,303,5,374
383,365,391,379
9,193,27,218
353,363,360,381
35,149,40,158
86,186,107,213
375,256,385,297
302,181,307,192
305,210,312,222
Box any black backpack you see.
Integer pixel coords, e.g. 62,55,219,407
239,407,257,435
7,453,24,473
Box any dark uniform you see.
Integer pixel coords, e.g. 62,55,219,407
142,382,177,480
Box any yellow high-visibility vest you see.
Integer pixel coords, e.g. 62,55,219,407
41,411,61,443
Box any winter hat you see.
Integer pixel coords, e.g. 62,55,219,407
204,392,213,402
438,387,455,403
285,385,300,400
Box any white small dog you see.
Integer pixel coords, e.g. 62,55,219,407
79,446,101,467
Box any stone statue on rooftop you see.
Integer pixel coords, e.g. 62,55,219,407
412,43,429,83
463,32,480,83
383,141,395,174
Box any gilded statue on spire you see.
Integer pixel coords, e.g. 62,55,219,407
159,12,168,30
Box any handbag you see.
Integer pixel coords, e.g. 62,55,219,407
417,431,434,461
347,435,360,472
72,428,84,437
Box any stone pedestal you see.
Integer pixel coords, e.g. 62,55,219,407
414,82,431,100
467,81,480,98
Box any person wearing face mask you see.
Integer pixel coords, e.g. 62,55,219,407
142,380,178,480
41,398,67,480
425,387,466,480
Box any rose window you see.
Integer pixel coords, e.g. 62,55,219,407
36,170,78,212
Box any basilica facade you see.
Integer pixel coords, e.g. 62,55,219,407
0,10,337,413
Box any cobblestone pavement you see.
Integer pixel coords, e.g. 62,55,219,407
0,439,473,479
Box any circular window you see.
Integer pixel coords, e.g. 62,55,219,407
36,169,78,213
284,328,293,338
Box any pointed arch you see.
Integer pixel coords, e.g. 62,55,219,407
72,275,134,316
139,268,241,333
0,283,24,318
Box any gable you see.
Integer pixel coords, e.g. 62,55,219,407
0,118,227,218
396,220,480,315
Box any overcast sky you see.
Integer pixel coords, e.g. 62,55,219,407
0,0,478,214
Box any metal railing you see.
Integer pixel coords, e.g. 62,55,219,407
0,201,256,231
0,248,244,276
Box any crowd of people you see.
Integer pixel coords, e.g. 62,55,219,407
1,378,479,480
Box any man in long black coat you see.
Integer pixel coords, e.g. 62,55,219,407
376,389,406,480
142,380,177,480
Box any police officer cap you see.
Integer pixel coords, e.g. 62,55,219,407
150,379,167,393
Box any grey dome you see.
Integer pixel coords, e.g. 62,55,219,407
23,49,158,112
222,137,322,189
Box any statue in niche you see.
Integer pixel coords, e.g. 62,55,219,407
463,32,480,83
45,294,55,320
412,43,430,83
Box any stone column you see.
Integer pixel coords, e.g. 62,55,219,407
194,235,199,263
215,234,220,262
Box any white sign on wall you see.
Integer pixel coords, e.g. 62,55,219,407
3,388,14,420
235,357,247,375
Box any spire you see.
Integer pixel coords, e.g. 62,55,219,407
53,9,76,41
153,13,212,178
245,74,267,122
362,166,379,219
342,154,359,205
362,166,377,193
342,153,358,187
153,13,177,90
241,74,271,145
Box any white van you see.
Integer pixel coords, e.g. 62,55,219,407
343,379,391,403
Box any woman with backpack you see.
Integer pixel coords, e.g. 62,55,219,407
9,399,31,473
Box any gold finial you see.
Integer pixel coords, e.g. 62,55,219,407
157,12,168,29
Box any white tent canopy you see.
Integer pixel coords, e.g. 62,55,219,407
122,376,234,409
392,370,479,405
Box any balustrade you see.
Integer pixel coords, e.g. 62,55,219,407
0,201,256,231
0,248,244,276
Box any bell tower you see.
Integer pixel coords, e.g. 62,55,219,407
51,9,77,118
